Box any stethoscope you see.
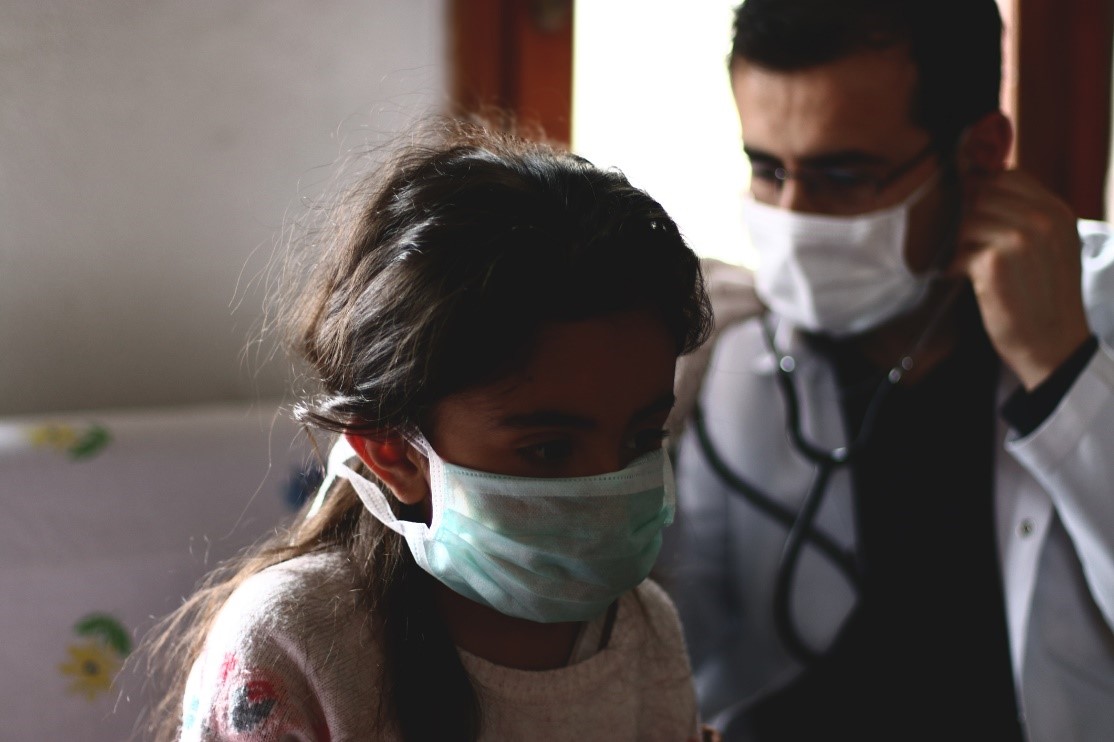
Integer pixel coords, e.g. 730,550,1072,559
691,286,962,666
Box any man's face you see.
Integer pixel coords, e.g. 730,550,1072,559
732,45,954,273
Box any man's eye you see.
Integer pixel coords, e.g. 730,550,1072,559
818,169,872,189
749,163,782,182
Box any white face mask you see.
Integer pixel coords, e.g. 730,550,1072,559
743,175,940,337
319,435,675,623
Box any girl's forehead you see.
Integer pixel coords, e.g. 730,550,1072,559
429,311,678,433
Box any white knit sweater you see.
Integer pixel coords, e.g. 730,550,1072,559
181,551,701,740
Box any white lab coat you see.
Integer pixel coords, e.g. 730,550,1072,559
668,220,1114,741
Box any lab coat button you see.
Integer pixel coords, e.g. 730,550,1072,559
1019,519,1034,537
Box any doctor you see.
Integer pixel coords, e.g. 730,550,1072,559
668,0,1114,740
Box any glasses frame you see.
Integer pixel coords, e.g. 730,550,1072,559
753,140,940,211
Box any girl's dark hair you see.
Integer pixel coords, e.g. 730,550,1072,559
291,118,712,434
730,0,1003,148
137,117,712,741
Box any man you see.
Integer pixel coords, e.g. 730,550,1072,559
667,1,1114,740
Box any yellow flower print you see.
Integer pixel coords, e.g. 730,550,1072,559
26,423,111,459
58,641,120,701
28,424,80,451
58,613,132,701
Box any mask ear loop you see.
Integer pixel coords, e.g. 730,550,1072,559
306,435,361,520
660,448,678,525
399,431,448,534
309,433,443,539
918,129,970,277
310,436,417,535
891,134,973,382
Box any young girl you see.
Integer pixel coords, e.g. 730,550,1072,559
146,119,716,741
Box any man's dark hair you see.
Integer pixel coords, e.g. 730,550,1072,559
730,0,1003,147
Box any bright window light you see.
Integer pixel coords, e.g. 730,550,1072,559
572,1,755,267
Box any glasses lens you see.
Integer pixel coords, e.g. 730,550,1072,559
748,167,876,213
748,163,782,203
808,170,877,213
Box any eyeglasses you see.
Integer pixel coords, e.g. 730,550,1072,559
748,141,939,214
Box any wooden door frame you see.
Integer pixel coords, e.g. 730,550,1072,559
1005,0,1112,219
448,0,574,145
447,0,1113,218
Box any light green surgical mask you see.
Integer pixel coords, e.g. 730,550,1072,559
323,435,675,623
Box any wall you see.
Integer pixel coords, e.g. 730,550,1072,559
0,0,447,415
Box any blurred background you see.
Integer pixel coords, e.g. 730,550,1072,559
0,0,445,417
1,0,1109,416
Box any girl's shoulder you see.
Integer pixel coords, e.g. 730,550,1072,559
614,579,694,685
181,552,381,741
626,577,687,639
216,550,363,632
198,550,374,685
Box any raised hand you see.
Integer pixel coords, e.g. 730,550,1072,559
949,169,1091,389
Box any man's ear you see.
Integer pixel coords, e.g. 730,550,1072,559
956,110,1013,176
344,433,429,506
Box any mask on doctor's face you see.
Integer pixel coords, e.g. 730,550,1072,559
323,435,675,623
743,175,940,337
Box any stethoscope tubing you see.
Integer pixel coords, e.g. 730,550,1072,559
691,315,906,666
692,403,856,666
690,404,860,587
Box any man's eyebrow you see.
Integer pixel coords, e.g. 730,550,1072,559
743,146,781,165
744,146,887,169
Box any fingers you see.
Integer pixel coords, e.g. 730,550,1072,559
946,168,1088,388
948,170,1077,279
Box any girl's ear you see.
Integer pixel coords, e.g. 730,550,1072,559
344,433,430,506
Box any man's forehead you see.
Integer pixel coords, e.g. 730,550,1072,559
731,47,922,160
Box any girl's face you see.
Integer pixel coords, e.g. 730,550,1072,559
425,309,678,480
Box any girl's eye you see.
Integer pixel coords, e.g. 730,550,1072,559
518,440,573,464
630,428,670,454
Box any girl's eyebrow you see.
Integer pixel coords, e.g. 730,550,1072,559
498,410,596,430
496,392,676,430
